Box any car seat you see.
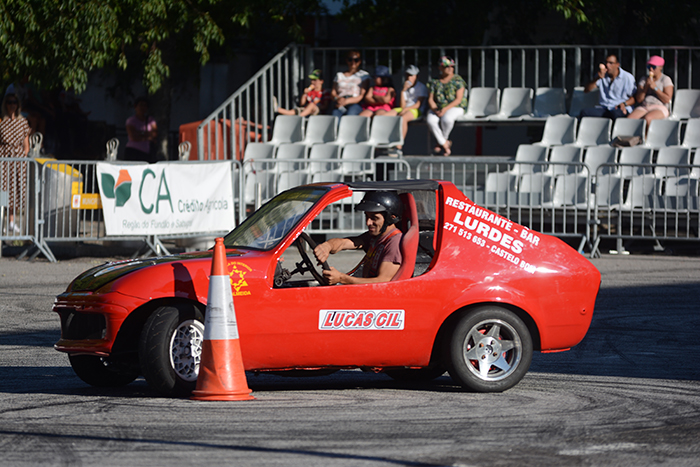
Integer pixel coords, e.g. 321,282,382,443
391,192,418,281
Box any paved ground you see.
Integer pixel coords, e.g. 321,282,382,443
0,253,699,466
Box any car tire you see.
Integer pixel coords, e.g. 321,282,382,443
68,354,139,387
448,306,532,393
139,303,204,397
384,367,446,382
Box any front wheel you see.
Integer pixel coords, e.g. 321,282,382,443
448,306,532,392
68,354,139,387
139,303,205,397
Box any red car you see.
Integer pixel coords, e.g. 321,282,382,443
54,180,600,397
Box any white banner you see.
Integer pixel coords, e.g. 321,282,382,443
97,162,235,236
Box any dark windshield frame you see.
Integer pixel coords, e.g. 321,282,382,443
223,186,330,251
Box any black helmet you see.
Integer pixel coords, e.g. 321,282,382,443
355,191,402,226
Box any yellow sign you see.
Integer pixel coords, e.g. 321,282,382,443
71,193,103,210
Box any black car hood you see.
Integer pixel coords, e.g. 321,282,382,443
67,251,236,292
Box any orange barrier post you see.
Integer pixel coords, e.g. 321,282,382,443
191,237,255,401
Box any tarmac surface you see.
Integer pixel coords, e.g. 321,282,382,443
0,252,699,466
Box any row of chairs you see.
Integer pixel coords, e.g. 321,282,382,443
455,87,700,122
267,115,403,150
513,143,700,179
535,116,700,149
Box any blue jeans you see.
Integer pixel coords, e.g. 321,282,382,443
579,106,626,120
332,103,363,118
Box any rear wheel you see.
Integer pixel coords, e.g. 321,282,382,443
448,306,532,392
139,303,204,397
68,354,138,387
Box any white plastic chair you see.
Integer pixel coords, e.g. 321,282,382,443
303,115,337,146
654,146,690,178
681,118,700,149
29,132,43,158
569,117,611,147
460,87,499,120
339,143,374,178
621,175,660,211
569,87,600,117
489,87,533,120
593,174,623,210
618,147,653,178
269,115,304,146
612,118,646,143
542,174,588,209
643,119,680,149
661,176,698,211
670,89,700,120
336,116,370,147
484,172,516,207
509,144,547,176
546,145,582,176
308,144,341,183
514,173,552,207
105,137,119,161
177,141,191,161
243,142,276,202
536,115,577,146
366,116,403,148
531,87,567,119
583,145,617,179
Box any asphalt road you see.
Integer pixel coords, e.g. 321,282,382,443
1,253,699,466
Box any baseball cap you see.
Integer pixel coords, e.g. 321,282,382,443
405,65,420,76
439,56,455,67
374,65,391,78
308,69,323,80
647,56,664,67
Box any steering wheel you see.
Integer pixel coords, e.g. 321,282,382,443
295,232,331,286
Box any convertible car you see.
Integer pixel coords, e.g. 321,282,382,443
54,180,600,397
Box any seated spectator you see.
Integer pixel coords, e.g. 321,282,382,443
581,53,636,120
427,56,468,156
387,65,428,156
275,69,330,117
331,50,370,118
359,66,396,117
627,55,673,131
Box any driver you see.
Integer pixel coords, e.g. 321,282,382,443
313,191,403,285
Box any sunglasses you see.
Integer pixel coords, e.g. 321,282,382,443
605,60,617,64
347,57,361,63
6,100,18,105
646,64,656,70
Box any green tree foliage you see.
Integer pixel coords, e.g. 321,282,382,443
0,0,323,94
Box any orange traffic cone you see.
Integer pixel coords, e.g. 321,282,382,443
191,237,255,401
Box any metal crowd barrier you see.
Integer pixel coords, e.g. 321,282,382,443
0,157,54,261
591,163,700,256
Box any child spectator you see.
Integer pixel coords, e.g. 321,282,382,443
275,69,330,116
359,65,396,117
386,65,428,156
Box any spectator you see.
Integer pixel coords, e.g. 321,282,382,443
275,69,330,117
387,65,428,157
627,55,674,131
359,65,396,117
0,93,30,234
581,53,636,120
125,97,158,163
427,56,468,156
331,50,370,118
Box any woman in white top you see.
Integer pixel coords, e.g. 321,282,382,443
332,50,370,118
628,55,674,132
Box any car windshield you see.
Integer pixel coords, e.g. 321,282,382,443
223,186,329,250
